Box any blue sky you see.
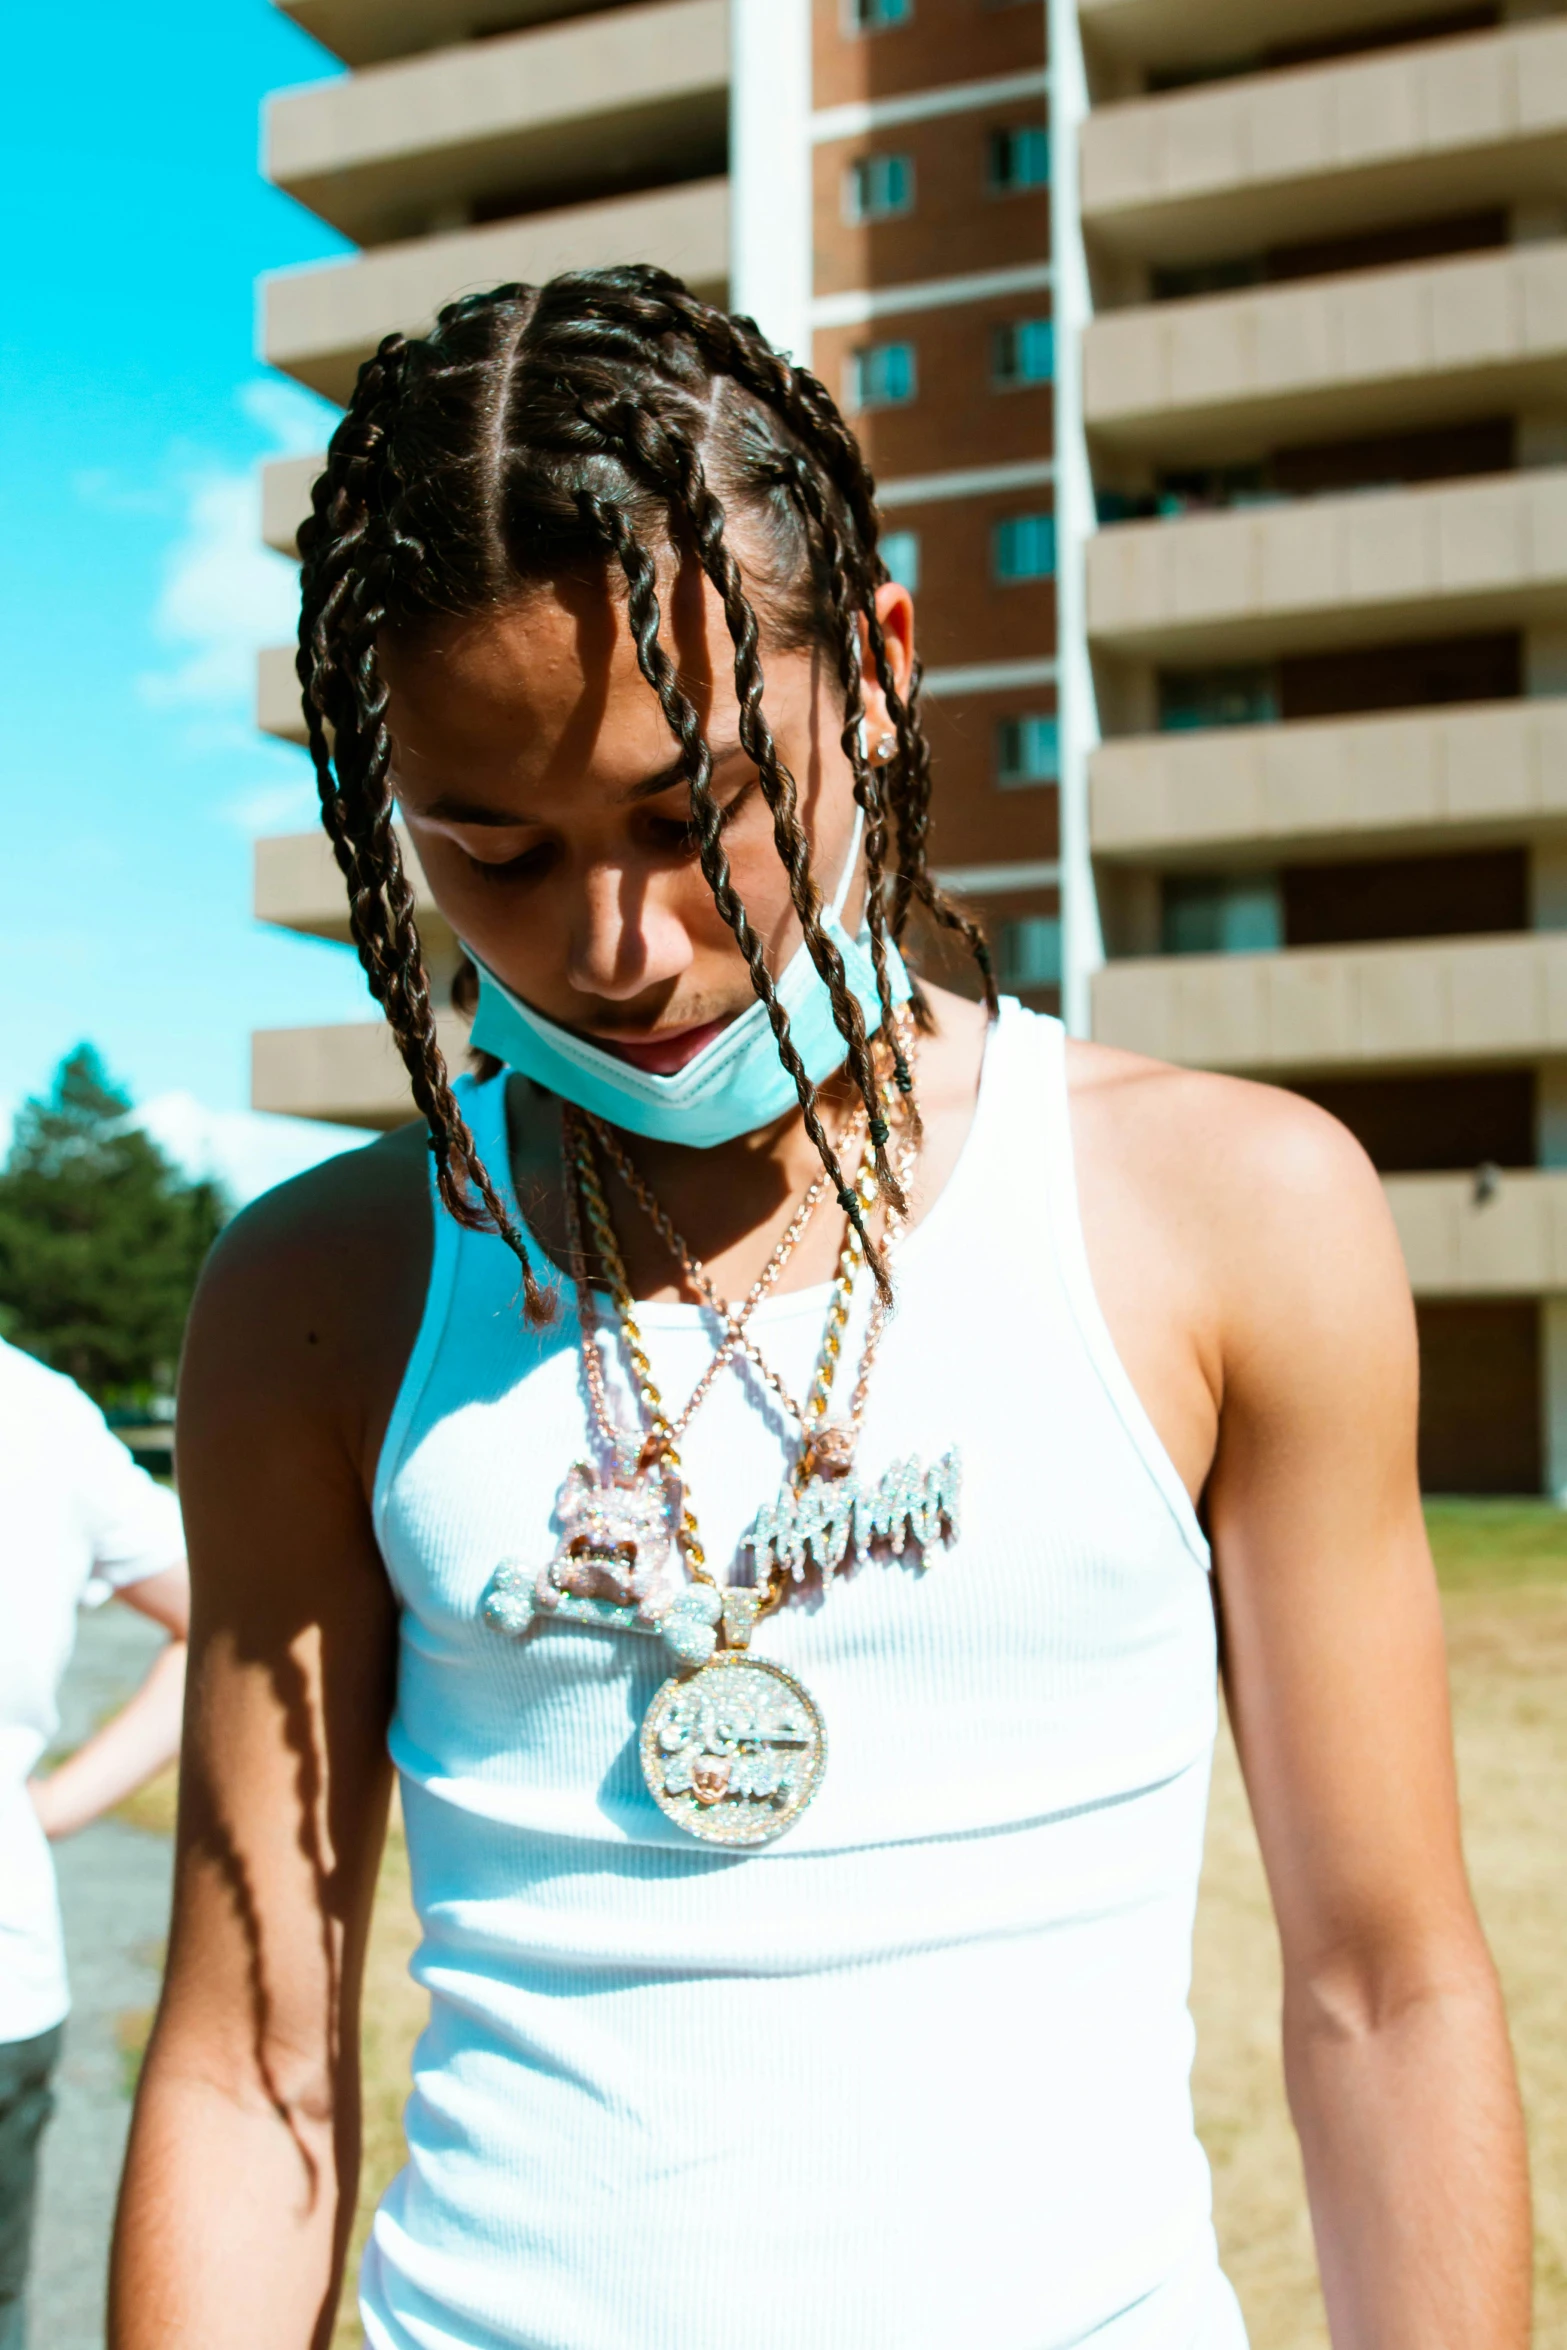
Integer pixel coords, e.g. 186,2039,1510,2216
0,1,384,1197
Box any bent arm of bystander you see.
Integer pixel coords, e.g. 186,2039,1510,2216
29,1564,190,1840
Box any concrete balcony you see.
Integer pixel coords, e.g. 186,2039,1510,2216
255,825,446,941
258,645,305,743
1079,0,1460,78
1091,931,1567,1077
1386,1168,1567,1299
1081,19,1567,269
273,0,620,72
1085,239,1567,467
1086,466,1567,666
1090,699,1567,867
256,830,463,1034
266,0,727,247
262,174,729,401
262,455,321,558
253,1012,472,1128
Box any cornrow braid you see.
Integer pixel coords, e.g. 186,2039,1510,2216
295,263,1004,1307
569,388,906,1221
580,488,892,1298
655,287,1000,1009
770,449,916,1111
866,635,1000,1018
297,336,553,1321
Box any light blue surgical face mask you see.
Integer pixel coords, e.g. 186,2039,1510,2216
465,805,911,1147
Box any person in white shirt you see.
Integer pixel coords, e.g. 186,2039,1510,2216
0,1336,189,2350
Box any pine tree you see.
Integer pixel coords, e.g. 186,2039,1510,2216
0,1045,228,1405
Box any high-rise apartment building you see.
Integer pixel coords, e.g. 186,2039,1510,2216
1070,0,1567,1496
253,0,1567,1494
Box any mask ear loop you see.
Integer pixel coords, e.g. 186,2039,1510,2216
828,803,866,926
851,720,915,1113
835,736,908,1148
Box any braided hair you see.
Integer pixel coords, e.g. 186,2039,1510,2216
296,264,996,1318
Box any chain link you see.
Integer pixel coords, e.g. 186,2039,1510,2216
582,1106,866,1437
563,1013,921,1613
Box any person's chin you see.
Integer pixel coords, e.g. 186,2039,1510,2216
590,1014,736,1076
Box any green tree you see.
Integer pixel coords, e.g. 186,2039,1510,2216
0,1045,228,1405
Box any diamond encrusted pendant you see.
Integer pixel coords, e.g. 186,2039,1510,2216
743,1449,962,1586
640,1650,827,1847
482,1451,681,1637
481,1449,731,1668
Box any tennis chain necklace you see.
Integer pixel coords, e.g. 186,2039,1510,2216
481,1021,960,1846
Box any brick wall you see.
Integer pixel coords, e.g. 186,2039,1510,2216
813,0,1043,111
815,294,1054,477
813,99,1049,297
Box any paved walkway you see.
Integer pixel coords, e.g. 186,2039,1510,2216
29,1603,175,2350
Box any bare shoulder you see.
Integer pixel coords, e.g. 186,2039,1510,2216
181,1120,433,1492
917,982,990,1101
1064,1038,1411,1370
1065,1034,1383,1193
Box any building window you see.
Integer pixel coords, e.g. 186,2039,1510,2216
995,714,1059,788
1162,874,1283,957
992,317,1054,387
1155,461,1274,517
995,915,1062,991
880,529,920,590
847,340,917,411
1158,666,1278,731
847,0,912,27
846,152,915,223
988,124,1050,195
993,513,1056,582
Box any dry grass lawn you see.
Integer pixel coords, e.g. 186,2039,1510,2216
332,1506,1567,2346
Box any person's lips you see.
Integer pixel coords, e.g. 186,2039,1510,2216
591,1016,734,1076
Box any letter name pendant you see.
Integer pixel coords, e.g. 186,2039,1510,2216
743,1449,962,1586
639,1648,827,1848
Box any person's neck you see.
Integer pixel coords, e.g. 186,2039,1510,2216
500,985,986,1307
583,1076,870,1306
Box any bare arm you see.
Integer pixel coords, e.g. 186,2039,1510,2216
29,1565,189,1840
111,1141,424,2350
1202,1095,1530,2348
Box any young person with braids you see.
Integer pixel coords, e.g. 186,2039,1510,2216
114,269,1527,2350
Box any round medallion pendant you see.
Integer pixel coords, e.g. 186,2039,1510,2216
639,1653,827,1847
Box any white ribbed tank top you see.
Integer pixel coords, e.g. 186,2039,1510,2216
361,1002,1247,2350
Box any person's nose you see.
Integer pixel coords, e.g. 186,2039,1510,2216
562,861,694,1003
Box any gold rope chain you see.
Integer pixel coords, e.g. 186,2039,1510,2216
571,1104,868,1451
565,1039,920,1616
584,1005,920,1460
570,1117,875,1599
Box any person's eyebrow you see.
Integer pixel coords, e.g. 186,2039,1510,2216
410,737,749,827
417,793,529,827
621,736,747,804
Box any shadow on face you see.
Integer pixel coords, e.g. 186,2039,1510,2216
381,549,911,1046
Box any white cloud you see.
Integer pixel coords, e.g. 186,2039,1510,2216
138,470,303,711
134,377,337,719
238,378,336,459
221,777,320,836
135,1092,372,1206
72,468,172,517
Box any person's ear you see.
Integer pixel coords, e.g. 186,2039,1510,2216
857,581,915,751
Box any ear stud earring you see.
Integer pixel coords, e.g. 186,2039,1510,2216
875,733,896,763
